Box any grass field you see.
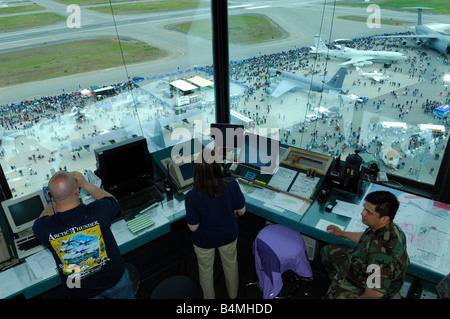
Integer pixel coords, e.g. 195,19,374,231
0,0,448,87
0,4,45,14
172,15,282,44
0,13,66,32
338,0,450,14
0,39,168,87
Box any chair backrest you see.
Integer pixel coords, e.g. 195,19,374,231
252,224,313,299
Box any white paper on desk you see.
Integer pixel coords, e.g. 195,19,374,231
289,172,320,199
248,187,277,202
333,200,364,219
26,249,57,279
315,218,346,232
267,166,298,191
160,198,185,218
111,219,134,245
346,218,368,233
272,192,306,214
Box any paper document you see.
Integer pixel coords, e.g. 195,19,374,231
288,172,319,199
316,219,346,232
346,218,367,233
333,200,363,219
248,187,277,202
272,192,307,214
26,249,57,279
267,166,298,191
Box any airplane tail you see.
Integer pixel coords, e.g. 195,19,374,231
326,67,347,89
312,35,328,52
403,7,433,26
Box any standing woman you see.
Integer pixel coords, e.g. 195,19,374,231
185,151,246,299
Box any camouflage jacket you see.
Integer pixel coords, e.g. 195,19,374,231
331,222,409,298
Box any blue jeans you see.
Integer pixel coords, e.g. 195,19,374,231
91,268,136,299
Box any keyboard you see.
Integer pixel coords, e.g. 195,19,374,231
117,185,164,214
126,213,155,233
17,236,41,251
15,234,45,259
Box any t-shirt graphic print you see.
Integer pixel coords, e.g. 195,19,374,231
49,221,109,280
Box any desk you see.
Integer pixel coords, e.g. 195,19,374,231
1,145,448,298
245,183,449,285
0,197,186,299
151,142,448,285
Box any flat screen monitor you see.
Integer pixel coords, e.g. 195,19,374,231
1,189,47,234
210,123,244,162
238,132,280,174
94,136,154,196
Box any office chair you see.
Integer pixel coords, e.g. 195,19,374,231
246,224,313,299
150,275,203,299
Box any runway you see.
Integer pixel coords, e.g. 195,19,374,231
3,0,447,104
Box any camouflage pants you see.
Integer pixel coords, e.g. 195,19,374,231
320,244,362,299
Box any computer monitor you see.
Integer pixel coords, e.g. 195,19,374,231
94,136,154,197
210,123,244,162
238,132,280,174
1,189,47,234
164,154,197,191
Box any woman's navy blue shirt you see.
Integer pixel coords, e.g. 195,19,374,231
185,177,245,249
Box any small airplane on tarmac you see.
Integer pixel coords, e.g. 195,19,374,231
356,67,387,82
310,35,407,67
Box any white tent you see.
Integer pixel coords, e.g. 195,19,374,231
80,89,91,96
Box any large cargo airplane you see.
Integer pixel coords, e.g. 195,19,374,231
310,35,407,67
376,7,450,55
265,67,348,98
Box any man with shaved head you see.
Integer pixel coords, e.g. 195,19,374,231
33,170,135,299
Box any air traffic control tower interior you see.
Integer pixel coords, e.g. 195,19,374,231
0,0,449,303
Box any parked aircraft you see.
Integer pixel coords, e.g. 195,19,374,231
265,67,348,98
356,67,387,82
376,7,450,55
310,35,407,67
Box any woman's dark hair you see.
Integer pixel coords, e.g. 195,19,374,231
364,191,400,220
193,150,228,198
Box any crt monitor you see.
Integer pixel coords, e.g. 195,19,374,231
238,132,280,174
210,123,244,162
1,189,47,234
94,136,154,195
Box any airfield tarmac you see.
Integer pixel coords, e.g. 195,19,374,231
3,41,448,197
0,1,449,196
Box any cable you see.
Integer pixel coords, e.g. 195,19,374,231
301,0,338,149
107,0,144,136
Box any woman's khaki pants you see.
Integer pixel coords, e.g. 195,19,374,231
193,238,239,299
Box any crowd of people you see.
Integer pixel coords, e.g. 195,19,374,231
1,34,449,191
0,82,133,132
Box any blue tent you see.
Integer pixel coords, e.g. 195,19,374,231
433,104,450,119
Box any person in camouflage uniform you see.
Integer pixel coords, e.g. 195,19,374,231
320,191,409,299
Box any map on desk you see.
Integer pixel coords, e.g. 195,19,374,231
363,184,450,277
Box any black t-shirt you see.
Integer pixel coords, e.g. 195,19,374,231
33,197,124,299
